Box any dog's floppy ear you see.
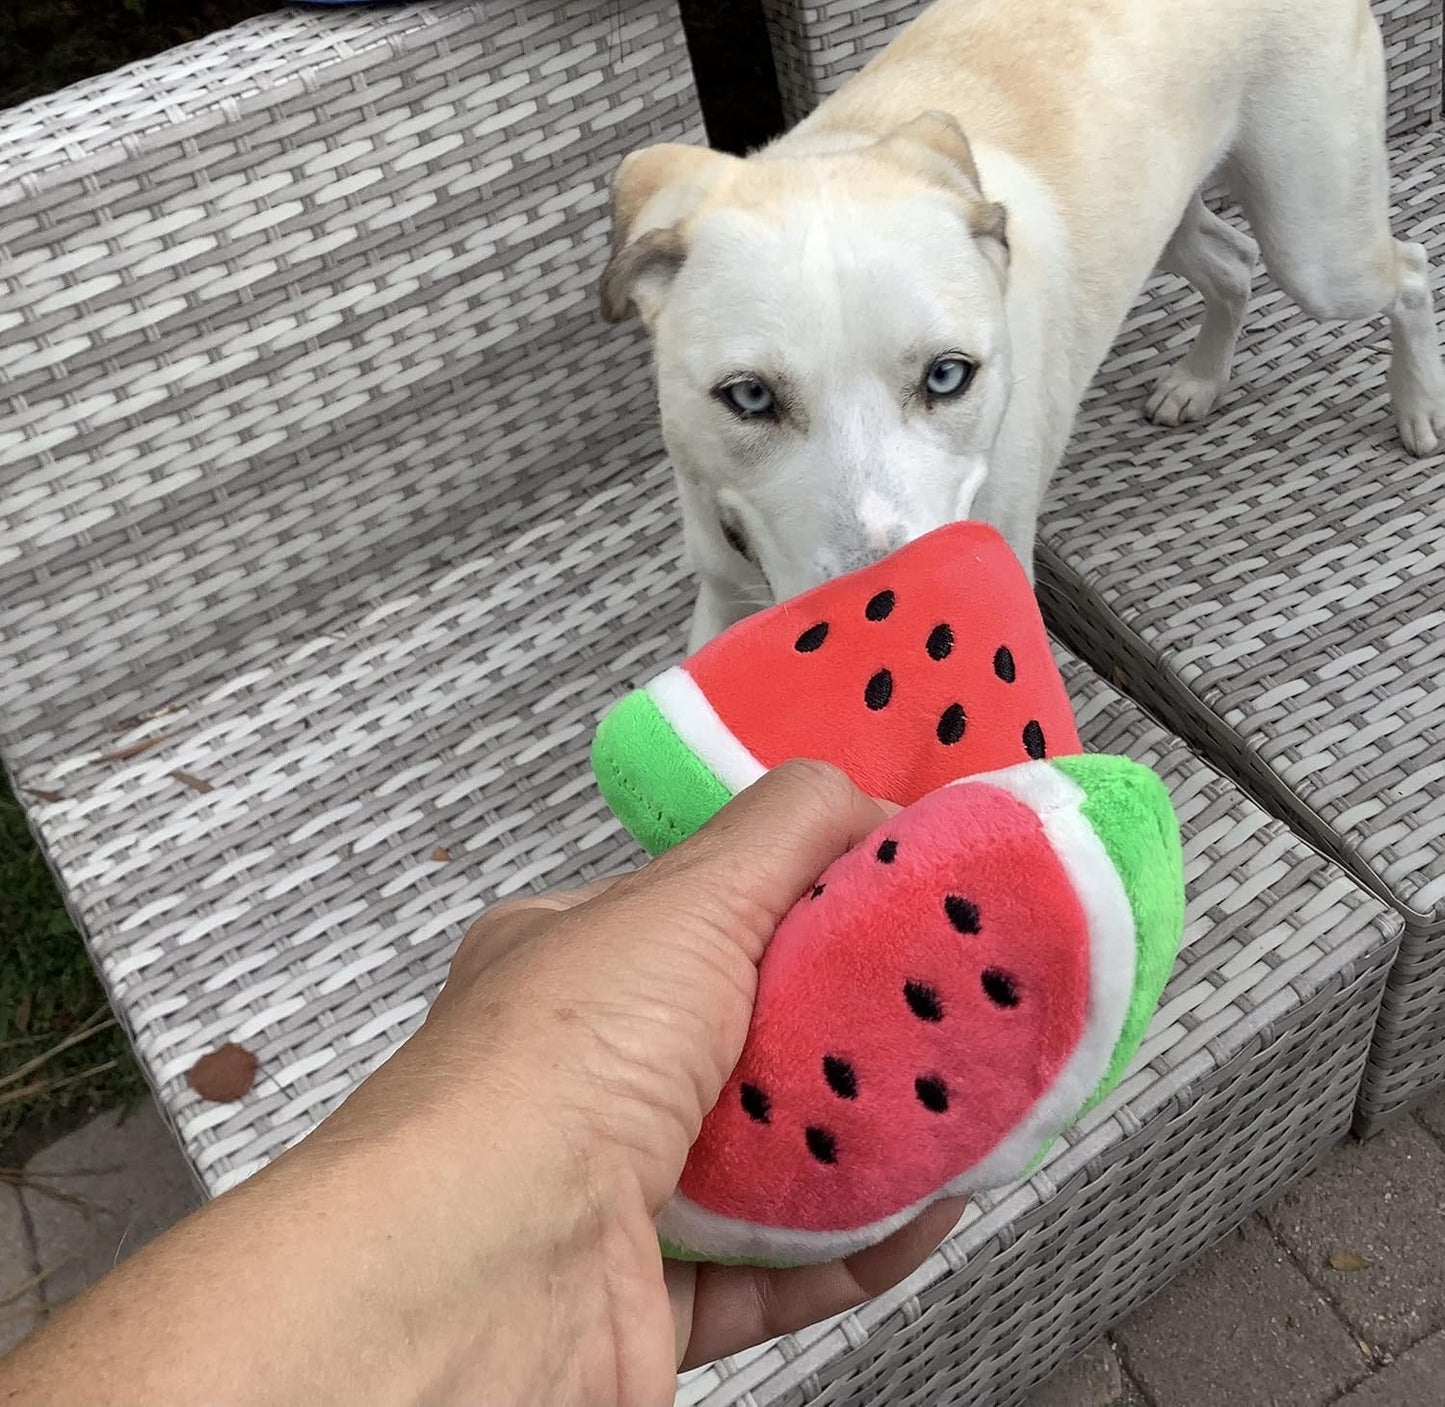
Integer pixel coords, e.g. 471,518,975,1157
600,143,737,325
885,111,1009,270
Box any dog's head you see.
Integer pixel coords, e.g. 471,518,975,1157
602,112,1012,608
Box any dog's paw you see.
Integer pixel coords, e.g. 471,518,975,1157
1389,367,1445,456
1145,368,1223,427
1396,404,1444,457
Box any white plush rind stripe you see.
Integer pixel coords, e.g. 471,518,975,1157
658,758,1140,1266
658,1182,944,1266
645,666,766,794
950,762,1137,1189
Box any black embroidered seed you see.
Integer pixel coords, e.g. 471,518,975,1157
1023,720,1047,759
981,969,1021,1008
937,703,967,745
865,669,894,710
740,1082,771,1124
823,1055,858,1100
876,838,898,864
795,622,829,653
914,1075,949,1113
926,623,954,661
805,1126,838,1164
865,590,896,621
904,980,944,1022
944,894,982,935
810,883,826,900
994,645,1017,683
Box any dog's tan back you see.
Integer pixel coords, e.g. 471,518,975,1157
604,0,1444,648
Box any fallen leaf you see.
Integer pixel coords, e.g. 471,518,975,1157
431,847,452,863
21,787,64,803
14,996,32,1034
1329,1251,1369,1273
187,1043,258,1102
112,703,184,732
1112,665,1131,689
100,730,181,763
170,770,214,794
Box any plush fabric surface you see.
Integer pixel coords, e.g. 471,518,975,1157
655,756,1183,1267
1054,753,1188,1103
679,776,1092,1233
591,689,733,857
591,521,1081,852
590,525,1184,1266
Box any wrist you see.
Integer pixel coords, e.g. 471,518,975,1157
292,1038,624,1404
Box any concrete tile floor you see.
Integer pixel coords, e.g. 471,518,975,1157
2,1090,1443,1406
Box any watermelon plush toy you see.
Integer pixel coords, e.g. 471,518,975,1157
594,521,1082,853
591,521,1185,1267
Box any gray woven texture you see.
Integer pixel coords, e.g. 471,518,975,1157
1038,146,1445,1134
0,3,1414,1405
759,0,1443,135
760,0,1445,1132
0,0,698,772
680,653,1400,1407
0,0,701,1189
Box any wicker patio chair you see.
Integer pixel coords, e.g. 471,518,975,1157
0,4,1409,1406
0,0,701,1187
757,0,1445,1141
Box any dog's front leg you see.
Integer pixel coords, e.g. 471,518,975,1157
687,576,757,652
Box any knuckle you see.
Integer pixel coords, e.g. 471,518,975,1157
772,757,856,808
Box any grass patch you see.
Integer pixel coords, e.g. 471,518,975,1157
0,773,144,1142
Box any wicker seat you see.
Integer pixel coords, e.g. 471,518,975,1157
757,0,1445,1141
0,0,701,1188
0,4,1418,1406
1038,119,1445,1137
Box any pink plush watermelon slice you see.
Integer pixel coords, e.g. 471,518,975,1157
593,521,1081,855
657,752,1185,1267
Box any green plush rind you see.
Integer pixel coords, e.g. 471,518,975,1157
1051,753,1186,1109
659,1235,791,1269
591,688,733,857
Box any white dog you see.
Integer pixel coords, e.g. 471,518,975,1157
602,0,1445,649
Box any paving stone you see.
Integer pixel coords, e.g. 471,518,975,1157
0,1180,43,1357
22,1098,202,1308
1114,1218,1368,1407
1262,1119,1445,1355
1334,1329,1445,1407
1026,1338,1125,1407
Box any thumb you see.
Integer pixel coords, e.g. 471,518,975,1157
612,760,890,964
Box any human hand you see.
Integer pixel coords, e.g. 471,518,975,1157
0,763,961,1407
361,760,965,1404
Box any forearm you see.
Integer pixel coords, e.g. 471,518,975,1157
0,1059,609,1406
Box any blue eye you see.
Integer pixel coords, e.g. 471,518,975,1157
720,377,776,418
925,356,976,399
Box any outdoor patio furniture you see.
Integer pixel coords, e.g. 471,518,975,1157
0,3,1423,1405
0,0,701,1187
757,0,1445,1140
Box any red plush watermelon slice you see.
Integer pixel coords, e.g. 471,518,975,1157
593,521,1081,855
657,752,1184,1267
